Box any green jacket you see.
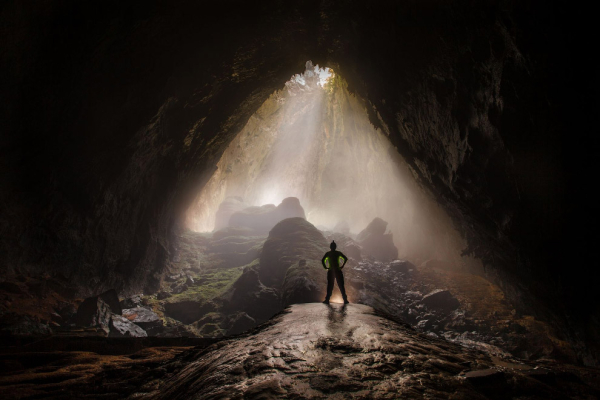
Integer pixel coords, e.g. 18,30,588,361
322,250,348,270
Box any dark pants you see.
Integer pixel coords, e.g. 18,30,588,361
325,268,347,301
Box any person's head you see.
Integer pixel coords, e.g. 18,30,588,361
330,240,337,250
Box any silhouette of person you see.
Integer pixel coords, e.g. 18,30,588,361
321,240,349,304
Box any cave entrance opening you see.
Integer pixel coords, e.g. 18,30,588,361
183,61,467,265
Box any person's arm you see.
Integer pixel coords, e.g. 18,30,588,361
340,252,348,269
321,253,328,269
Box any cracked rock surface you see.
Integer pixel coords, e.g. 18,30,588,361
148,304,600,399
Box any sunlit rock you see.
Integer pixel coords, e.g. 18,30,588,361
333,220,351,235
229,197,306,234
214,196,249,231
357,218,398,261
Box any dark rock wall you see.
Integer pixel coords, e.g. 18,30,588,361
1,1,595,358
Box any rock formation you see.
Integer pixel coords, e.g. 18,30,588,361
357,218,398,261
214,196,249,231
228,197,306,234
258,217,327,288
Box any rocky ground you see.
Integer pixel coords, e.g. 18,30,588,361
2,304,599,399
0,209,594,399
0,214,580,367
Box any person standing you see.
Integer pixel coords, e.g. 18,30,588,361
321,240,349,304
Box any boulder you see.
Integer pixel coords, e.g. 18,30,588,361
122,307,163,335
421,289,460,311
215,196,249,231
228,197,306,234
357,218,398,261
157,291,172,300
258,217,328,287
389,260,415,273
109,314,148,337
120,294,143,309
96,289,122,315
221,266,280,323
333,220,351,235
75,297,112,334
172,283,188,294
227,312,256,335
281,260,326,306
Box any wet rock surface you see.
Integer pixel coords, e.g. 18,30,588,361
148,304,600,399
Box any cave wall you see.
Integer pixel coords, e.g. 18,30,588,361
1,0,596,357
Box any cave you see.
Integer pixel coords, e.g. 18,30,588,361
1,1,598,398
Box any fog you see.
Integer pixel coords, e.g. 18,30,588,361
186,62,468,264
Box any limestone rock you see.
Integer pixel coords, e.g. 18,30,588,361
389,260,415,273
229,197,306,234
281,260,326,306
259,217,328,287
333,220,351,235
421,289,460,311
221,266,280,323
97,289,122,315
357,218,398,261
109,314,148,337
120,294,143,309
122,307,163,335
226,312,256,335
214,196,249,231
75,297,112,334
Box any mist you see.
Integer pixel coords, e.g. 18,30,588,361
185,61,467,264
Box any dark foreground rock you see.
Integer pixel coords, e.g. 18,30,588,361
164,301,214,325
75,297,112,334
147,303,600,399
421,289,461,311
220,267,280,323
